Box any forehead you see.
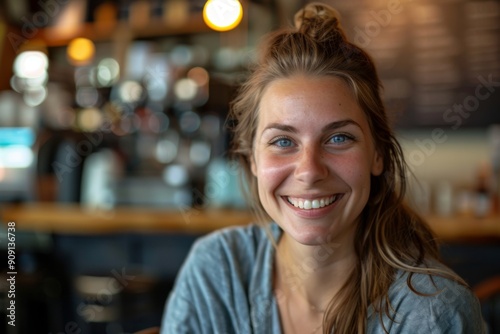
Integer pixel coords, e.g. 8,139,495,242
258,75,365,125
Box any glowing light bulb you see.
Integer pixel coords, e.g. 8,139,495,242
203,0,243,32
67,38,95,65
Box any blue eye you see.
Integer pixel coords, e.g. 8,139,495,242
329,134,351,144
272,137,294,147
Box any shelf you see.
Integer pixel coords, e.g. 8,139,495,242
33,14,212,47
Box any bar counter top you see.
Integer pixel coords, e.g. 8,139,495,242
1,203,499,241
0,203,252,234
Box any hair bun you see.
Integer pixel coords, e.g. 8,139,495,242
293,2,345,41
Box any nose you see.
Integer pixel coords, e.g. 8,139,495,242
294,146,329,184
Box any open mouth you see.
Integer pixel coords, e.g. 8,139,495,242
286,194,342,210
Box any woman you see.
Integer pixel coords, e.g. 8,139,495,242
161,3,485,333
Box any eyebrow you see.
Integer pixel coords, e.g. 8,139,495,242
262,119,362,134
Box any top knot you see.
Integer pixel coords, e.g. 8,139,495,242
293,2,346,42
294,2,341,29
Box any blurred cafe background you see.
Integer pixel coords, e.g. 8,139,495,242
0,0,499,333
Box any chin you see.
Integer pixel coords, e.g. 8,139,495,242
280,213,358,248
286,223,337,246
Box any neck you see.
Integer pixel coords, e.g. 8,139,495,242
275,233,356,311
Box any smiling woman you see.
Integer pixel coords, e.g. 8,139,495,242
160,2,486,334
251,76,382,248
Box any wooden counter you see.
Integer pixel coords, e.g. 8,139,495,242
423,214,500,242
1,203,499,241
0,203,253,235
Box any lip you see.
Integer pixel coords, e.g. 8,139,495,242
282,194,343,219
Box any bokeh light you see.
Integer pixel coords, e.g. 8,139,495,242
148,113,169,133
97,58,120,87
11,51,50,107
203,0,243,32
170,45,193,67
163,164,189,187
119,81,144,103
75,66,94,87
78,108,103,132
155,138,178,164
174,78,198,101
187,67,209,87
23,87,47,107
179,111,201,134
190,141,211,166
67,38,96,66
213,47,241,70
13,51,48,79
76,87,100,108
0,146,34,168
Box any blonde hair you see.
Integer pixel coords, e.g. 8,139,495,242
228,2,467,333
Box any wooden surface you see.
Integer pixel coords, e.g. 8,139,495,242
1,203,499,241
0,203,252,235
423,214,500,242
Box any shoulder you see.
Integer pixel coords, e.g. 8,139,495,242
189,223,274,263
171,222,278,292
161,223,277,333
389,271,477,311
377,270,486,333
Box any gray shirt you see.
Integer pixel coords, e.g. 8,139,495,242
161,223,485,333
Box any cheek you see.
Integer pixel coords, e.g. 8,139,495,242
335,153,373,187
255,155,292,213
255,154,293,190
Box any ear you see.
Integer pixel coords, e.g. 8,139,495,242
371,150,383,176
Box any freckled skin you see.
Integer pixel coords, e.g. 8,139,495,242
251,75,383,247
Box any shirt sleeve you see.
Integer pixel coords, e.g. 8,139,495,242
160,227,258,334
160,240,206,334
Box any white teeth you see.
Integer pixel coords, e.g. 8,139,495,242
287,195,340,210
312,199,320,209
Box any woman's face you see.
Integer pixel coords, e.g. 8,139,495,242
251,75,383,246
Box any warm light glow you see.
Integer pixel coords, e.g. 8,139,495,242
67,38,95,65
119,81,143,103
51,0,86,40
188,67,209,86
78,108,103,132
174,78,198,101
203,0,243,32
